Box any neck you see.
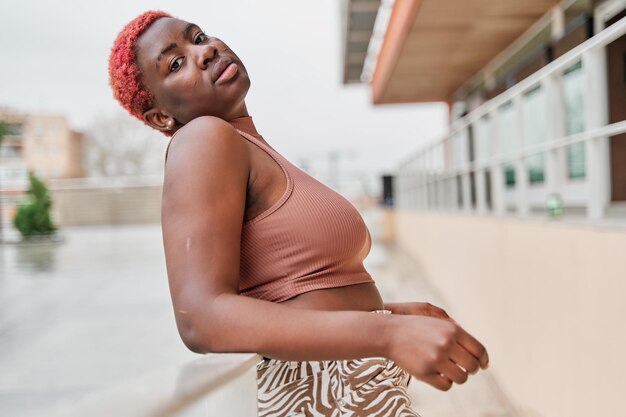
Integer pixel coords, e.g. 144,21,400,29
169,102,250,136
224,101,249,122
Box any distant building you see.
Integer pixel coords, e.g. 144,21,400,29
0,112,85,188
0,111,85,233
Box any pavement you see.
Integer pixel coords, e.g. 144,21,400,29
0,207,515,417
0,225,198,417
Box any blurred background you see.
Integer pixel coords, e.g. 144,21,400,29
1,0,625,416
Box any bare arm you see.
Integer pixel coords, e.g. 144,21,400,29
162,116,488,390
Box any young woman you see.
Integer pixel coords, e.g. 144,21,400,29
108,11,489,416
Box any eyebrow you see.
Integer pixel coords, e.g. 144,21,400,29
155,23,200,67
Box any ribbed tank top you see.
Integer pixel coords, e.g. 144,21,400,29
166,116,374,302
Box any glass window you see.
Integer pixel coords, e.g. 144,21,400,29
0,145,21,158
5,123,24,136
8,168,28,181
498,102,516,187
522,85,546,184
563,61,586,178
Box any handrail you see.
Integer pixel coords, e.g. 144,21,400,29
27,353,260,417
450,15,626,133
396,12,626,219
425,120,626,182
398,15,626,167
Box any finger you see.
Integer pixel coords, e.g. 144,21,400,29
438,359,468,385
450,344,481,374
456,327,489,369
422,372,453,391
426,304,450,319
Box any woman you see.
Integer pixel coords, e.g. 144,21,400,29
108,11,489,417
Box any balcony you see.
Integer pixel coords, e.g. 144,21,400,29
397,14,626,223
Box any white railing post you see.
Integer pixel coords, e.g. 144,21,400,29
542,73,566,197
436,143,445,209
475,170,486,214
429,146,435,209
582,48,611,220
443,137,454,209
419,152,427,209
475,118,487,214
428,147,435,209
403,161,410,209
404,169,410,209
489,113,506,216
396,170,403,208
432,147,439,209
410,165,415,209
460,128,472,212
400,165,407,209
423,150,430,209
410,163,416,209
513,95,530,216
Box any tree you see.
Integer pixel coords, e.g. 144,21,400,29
84,112,167,177
13,172,57,237
0,121,7,145
0,121,8,240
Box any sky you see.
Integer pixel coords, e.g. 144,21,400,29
0,0,448,194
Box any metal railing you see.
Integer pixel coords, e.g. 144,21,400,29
397,14,626,221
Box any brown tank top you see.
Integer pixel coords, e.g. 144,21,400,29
166,116,374,302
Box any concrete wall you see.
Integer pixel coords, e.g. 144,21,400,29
50,182,162,226
394,209,626,417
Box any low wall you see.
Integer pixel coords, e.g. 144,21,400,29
49,178,162,226
395,209,626,417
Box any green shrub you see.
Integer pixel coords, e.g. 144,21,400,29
13,172,57,237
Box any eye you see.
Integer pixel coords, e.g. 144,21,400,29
169,57,184,73
194,32,208,44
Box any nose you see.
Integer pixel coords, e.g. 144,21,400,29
196,43,217,69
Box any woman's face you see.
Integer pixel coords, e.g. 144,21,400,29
136,17,251,130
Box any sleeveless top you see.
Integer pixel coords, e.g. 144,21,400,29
166,116,374,302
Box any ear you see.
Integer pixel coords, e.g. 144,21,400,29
143,108,176,133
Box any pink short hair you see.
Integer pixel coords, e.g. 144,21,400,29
108,10,173,134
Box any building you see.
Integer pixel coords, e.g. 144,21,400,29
0,112,85,184
0,111,85,233
343,1,626,416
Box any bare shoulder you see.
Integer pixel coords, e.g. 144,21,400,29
165,115,249,178
161,115,250,222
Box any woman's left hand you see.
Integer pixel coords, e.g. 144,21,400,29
384,302,454,322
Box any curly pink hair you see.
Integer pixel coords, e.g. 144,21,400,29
108,10,173,135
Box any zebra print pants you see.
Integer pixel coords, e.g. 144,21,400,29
256,310,421,417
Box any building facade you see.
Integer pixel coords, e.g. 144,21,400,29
0,111,86,233
343,1,626,416
0,112,85,185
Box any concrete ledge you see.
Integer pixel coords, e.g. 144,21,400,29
27,353,260,417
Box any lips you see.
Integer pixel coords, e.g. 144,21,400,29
211,57,234,83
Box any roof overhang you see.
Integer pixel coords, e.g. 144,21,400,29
367,0,562,104
342,0,381,83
